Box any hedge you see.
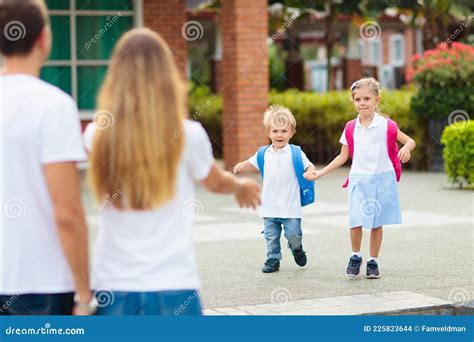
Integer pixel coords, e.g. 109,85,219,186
188,87,425,168
441,121,474,188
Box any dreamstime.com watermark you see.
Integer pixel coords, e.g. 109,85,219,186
174,291,199,315
85,189,122,228
173,100,212,139
263,11,300,49
4,323,85,336
439,15,474,49
84,13,123,50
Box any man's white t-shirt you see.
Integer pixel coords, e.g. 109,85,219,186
0,74,87,295
83,120,213,292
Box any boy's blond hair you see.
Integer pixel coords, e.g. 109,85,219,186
263,105,296,132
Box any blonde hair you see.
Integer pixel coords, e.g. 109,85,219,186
88,28,185,210
350,77,381,97
350,77,384,114
263,105,296,132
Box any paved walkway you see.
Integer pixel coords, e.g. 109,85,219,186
203,291,454,315
82,167,474,313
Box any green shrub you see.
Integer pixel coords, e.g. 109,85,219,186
408,43,474,121
188,88,424,167
441,121,474,187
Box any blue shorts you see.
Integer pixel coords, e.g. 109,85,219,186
95,290,202,316
348,170,402,229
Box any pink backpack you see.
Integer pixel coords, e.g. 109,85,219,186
342,118,401,188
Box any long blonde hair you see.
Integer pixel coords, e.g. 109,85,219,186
88,28,185,210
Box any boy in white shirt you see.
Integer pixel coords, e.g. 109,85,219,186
234,106,316,273
0,0,93,315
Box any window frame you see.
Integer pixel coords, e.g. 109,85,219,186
368,38,382,66
389,33,405,67
45,0,143,119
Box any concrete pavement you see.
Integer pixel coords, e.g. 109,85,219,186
81,167,474,312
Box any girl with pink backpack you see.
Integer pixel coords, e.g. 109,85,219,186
304,78,416,279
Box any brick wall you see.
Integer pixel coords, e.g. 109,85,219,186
404,28,416,69
343,58,363,88
221,0,269,170
144,0,187,76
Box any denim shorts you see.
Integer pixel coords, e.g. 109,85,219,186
95,289,202,316
0,292,74,315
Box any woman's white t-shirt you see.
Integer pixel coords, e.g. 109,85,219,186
84,120,213,292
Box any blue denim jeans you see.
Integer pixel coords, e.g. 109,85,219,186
263,218,303,260
0,293,74,315
95,290,202,316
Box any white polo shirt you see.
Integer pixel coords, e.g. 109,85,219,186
339,113,394,175
84,120,214,292
1,74,87,295
249,144,312,218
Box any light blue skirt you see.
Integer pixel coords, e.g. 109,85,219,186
348,171,402,229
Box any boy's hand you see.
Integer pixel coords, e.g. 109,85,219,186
398,146,411,163
235,178,261,209
233,162,245,174
303,170,323,181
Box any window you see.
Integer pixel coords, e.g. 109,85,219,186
42,0,142,117
389,34,405,66
368,39,382,66
378,65,395,89
358,39,365,63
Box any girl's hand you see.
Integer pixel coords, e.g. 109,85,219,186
233,162,245,174
398,146,411,163
304,170,323,181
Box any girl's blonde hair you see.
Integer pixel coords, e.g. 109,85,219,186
350,77,381,96
350,77,385,115
263,105,296,132
88,28,185,210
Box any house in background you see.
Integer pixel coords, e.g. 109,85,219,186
41,0,422,122
41,0,269,169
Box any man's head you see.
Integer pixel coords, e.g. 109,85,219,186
0,0,51,61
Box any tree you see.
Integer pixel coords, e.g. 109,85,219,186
367,0,474,51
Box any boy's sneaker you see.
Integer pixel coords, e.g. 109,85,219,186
346,255,362,277
262,258,280,273
292,248,307,267
366,260,381,279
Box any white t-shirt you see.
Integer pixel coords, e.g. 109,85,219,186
84,120,213,292
340,113,394,175
0,74,87,295
249,144,312,218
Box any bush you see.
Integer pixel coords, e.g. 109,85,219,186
441,121,474,187
189,87,425,167
408,42,474,120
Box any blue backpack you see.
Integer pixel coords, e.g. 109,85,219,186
256,144,315,207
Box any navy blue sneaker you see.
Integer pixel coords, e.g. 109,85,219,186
292,248,307,267
262,258,280,273
346,255,362,277
366,260,381,279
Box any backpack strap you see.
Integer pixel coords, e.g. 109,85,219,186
345,119,357,159
386,119,401,182
290,144,305,187
342,119,357,188
256,145,270,178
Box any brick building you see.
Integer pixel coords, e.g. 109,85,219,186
43,0,268,169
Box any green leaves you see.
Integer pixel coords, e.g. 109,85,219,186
441,121,474,187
